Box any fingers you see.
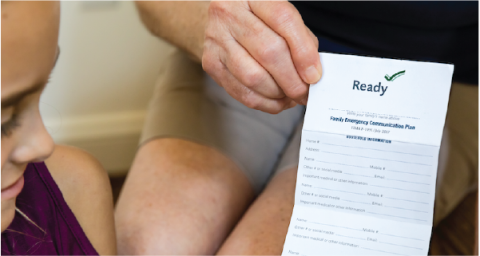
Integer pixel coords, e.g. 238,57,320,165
203,42,295,114
214,68,295,115
249,1,322,85
225,4,310,105
223,39,285,99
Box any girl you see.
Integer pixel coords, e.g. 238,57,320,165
2,2,116,254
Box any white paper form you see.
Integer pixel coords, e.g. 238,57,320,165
282,53,454,256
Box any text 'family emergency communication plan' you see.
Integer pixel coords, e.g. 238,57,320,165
282,53,454,256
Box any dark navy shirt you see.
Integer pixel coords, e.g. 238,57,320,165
291,1,478,84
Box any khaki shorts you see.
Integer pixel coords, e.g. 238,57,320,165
141,49,478,226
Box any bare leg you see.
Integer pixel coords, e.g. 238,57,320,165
115,138,255,255
217,166,297,255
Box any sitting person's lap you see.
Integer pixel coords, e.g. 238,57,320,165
116,48,478,254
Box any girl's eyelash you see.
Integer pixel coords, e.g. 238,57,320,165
1,114,20,137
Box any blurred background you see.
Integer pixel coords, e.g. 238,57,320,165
40,1,173,177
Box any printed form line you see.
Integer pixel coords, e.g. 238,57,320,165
378,232,424,241
320,151,431,166
308,222,362,231
361,247,406,255
384,197,428,205
321,142,432,157
342,172,430,186
314,161,431,176
367,212,426,222
335,234,366,240
378,241,422,250
314,187,365,196
306,185,429,204
315,160,367,169
369,185,429,194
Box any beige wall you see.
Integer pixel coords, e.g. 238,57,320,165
40,1,173,175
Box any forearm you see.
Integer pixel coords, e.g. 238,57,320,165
135,1,209,62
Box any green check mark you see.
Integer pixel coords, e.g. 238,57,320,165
385,70,405,81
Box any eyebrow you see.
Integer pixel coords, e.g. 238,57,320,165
1,82,45,108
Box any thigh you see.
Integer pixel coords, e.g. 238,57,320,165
216,166,298,255
140,48,305,194
115,138,254,255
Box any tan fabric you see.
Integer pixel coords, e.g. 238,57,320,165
141,48,205,145
141,48,478,225
433,82,478,225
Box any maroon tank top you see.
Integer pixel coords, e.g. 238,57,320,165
1,162,99,255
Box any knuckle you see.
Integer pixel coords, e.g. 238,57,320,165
242,92,261,110
202,51,223,77
208,1,228,16
293,44,311,59
285,83,308,100
243,68,265,90
257,37,288,64
272,5,297,28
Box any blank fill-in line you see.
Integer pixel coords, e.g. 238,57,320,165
384,197,428,205
386,170,431,177
384,205,428,213
343,173,371,178
321,142,433,157
335,234,366,240
369,185,429,194
385,178,430,185
344,173,430,186
379,241,422,250
367,212,426,222
320,151,431,166
315,187,365,196
378,232,424,241
361,247,406,255
342,199,370,205
316,160,366,169
309,221,362,231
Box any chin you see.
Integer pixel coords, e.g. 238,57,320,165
1,199,16,232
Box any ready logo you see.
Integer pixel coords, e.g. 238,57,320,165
385,70,405,82
352,70,405,96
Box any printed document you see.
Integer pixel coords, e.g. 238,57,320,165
282,53,454,255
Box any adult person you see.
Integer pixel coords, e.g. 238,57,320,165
1,2,116,254
115,1,478,254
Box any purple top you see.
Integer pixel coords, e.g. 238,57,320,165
1,162,99,255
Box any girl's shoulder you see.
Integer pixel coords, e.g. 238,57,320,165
45,145,116,255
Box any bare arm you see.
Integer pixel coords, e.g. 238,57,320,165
135,1,321,114
135,1,210,62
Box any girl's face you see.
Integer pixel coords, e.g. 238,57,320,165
1,2,60,231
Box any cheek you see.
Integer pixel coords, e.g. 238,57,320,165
1,198,16,232
1,136,15,171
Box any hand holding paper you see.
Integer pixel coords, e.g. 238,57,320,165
282,53,454,256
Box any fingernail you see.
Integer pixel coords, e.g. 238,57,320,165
305,65,321,84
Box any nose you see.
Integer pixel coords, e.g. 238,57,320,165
10,111,55,164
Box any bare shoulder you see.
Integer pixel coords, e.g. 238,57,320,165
45,145,116,255
45,145,110,211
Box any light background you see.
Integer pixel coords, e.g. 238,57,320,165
40,1,174,176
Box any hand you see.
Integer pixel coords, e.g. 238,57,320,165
202,1,321,114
